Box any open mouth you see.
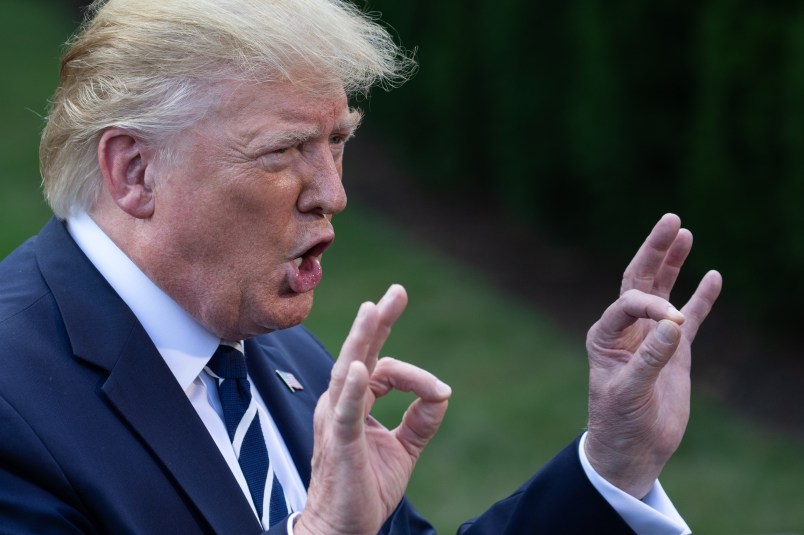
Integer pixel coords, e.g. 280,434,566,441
293,239,330,267
288,238,333,294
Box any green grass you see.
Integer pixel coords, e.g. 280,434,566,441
2,2,803,533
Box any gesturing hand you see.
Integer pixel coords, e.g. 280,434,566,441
295,284,451,535
584,214,722,499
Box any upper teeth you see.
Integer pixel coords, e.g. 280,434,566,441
294,257,303,268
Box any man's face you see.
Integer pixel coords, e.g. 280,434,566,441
140,80,358,339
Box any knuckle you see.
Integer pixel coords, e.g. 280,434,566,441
639,343,667,369
620,288,643,302
622,265,636,281
586,323,601,348
377,356,398,367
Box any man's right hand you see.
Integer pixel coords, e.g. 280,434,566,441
294,284,451,535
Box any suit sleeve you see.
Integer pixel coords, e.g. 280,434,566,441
456,435,635,534
265,437,634,535
263,515,292,535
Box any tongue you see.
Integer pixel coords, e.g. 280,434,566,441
289,256,323,293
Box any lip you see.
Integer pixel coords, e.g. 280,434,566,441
292,233,334,263
285,232,334,294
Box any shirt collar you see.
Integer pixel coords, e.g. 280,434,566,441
66,211,219,390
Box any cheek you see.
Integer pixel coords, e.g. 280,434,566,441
232,178,301,227
190,178,296,249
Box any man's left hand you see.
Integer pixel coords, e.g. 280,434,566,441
584,214,722,499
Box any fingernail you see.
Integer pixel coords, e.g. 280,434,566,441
656,320,678,344
435,380,452,398
666,305,684,321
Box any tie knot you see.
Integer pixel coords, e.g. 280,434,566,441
207,344,247,379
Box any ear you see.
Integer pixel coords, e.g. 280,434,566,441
97,128,156,219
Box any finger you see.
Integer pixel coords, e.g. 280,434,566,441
365,284,408,376
329,302,378,405
396,397,450,458
620,214,681,295
592,289,685,345
680,270,723,341
627,319,683,383
370,357,451,457
652,228,693,300
369,357,452,402
333,361,370,443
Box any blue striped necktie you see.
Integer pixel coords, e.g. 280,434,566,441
206,344,288,527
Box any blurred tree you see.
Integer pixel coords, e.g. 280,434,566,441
365,0,804,332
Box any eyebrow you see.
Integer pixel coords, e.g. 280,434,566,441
269,108,363,147
268,127,320,148
340,108,363,137
245,108,363,153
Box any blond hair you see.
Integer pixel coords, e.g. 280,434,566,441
40,0,415,218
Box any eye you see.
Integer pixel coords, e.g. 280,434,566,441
329,133,351,146
258,145,295,170
269,141,303,157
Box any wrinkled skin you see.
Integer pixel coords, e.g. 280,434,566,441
295,285,451,535
584,213,722,498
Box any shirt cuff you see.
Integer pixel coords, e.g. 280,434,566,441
286,512,302,535
578,432,691,535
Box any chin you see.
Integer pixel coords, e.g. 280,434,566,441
258,291,315,333
211,292,315,339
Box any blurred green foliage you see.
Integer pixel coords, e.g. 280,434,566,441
364,0,804,331
0,0,70,250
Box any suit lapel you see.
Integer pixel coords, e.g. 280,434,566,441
102,328,262,535
245,339,318,488
36,218,262,535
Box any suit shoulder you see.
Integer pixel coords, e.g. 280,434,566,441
260,325,333,363
0,235,51,325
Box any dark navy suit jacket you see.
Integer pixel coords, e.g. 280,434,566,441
0,218,634,534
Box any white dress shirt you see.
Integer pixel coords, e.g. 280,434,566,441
67,212,305,532
579,433,690,534
67,210,689,534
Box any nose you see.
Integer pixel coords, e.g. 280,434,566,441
297,145,347,216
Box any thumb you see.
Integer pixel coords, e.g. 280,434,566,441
629,319,682,383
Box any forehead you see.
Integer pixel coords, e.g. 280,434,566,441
211,80,353,140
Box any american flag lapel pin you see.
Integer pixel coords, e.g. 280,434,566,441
276,370,304,392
